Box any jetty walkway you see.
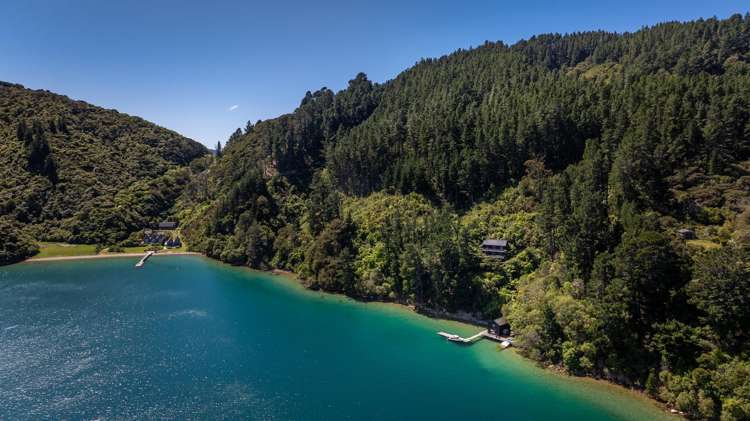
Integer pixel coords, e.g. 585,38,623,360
135,251,155,268
437,329,513,348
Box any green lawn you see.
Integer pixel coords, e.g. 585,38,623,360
31,242,188,259
166,244,188,253
120,246,151,254
686,239,722,250
122,244,188,253
32,242,99,259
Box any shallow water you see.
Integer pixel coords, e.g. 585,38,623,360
0,256,673,420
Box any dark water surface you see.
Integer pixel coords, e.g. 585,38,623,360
0,256,672,420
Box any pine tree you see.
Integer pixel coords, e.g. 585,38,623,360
228,128,243,145
25,120,57,182
16,120,31,143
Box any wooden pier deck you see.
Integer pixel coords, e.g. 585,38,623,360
437,330,513,347
135,251,155,268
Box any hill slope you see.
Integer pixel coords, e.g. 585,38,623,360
0,82,208,263
180,14,750,419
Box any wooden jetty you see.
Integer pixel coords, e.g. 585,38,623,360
437,329,513,348
135,251,155,268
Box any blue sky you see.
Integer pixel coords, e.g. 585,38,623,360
1,1,747,147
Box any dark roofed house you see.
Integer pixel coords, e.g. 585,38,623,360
488,317,510,337
143,230,168,245
165,236,182,249
678,228,696,240
158,221,178,230
481,239,508,260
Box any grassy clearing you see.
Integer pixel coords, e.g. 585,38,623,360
31,243,189,259
120,245,188,254
119,246,151,254
165,244,188,253
686,239,722,250
32,242,99,259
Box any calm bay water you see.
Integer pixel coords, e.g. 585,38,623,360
0,256,672,420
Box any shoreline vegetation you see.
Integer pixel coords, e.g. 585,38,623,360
270,267,494,330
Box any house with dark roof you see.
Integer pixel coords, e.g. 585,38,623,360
488,317,510,337
143,230,168,245
157,221,178,230
481,239,508,259
678,228,696,240
165,236,182,249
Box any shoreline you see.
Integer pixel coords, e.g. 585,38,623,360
17,253,678,418
24,251,202,263
267,266,678,418
269,269,489,326
5,252,676,420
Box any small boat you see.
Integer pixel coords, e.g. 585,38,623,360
437,331,464,342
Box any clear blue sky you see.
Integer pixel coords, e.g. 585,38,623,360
2,1,747,147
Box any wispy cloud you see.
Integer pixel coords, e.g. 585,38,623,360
228,104,239,111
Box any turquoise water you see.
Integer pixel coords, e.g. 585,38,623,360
0,256,672,420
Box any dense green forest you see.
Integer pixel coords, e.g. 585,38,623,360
0,82,208,264
179,14,750,419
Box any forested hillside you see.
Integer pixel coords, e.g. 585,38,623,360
180,14,750,419
0,82,208,264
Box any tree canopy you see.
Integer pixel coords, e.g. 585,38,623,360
0,82,208,255
178,14,750,419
